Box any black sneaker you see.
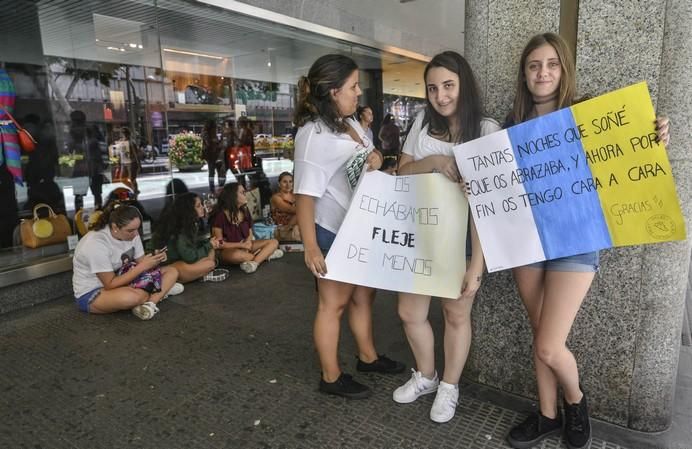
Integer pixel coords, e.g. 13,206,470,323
356,354,406,374
319,373,372,399
564,392,591,449
507,411,562,449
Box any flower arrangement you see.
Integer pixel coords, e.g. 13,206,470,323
58,152,84,167
168,133,203,168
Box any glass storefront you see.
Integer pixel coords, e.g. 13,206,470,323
0,0,426,268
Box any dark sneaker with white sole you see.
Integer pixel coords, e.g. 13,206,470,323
356,354,406,374
564,392,591,449
319,373,372,399
507,411,562,449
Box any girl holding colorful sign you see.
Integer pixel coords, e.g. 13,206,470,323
293,54,405,399
393,51,500,423
505,32,670,449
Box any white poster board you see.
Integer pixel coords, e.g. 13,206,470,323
324,170,468,299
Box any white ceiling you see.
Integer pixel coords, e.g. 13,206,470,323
34,0,436,98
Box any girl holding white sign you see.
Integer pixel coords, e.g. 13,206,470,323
293,54,405,400
393,51,500,423
505,33,670,449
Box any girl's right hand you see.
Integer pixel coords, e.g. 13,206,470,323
438,156,461,183
304,244,327,277
139,253,164,270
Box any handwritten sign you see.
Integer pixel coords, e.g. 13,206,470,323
325,170,467,299
455,81,685,272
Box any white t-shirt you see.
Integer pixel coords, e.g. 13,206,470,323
293,117,374,234
402,111,501,160
116,141,131,164
72,227,145,298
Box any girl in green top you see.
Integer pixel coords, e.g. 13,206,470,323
154,192,228,283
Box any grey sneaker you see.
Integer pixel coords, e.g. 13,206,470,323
393,369,439,404
268,249,284,261
132,301,159,320
240,261,259,273
430,382,459,423
163,282,184,299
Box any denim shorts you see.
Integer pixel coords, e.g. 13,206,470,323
315,224,336,253
524,251,600,273
75,287,101,313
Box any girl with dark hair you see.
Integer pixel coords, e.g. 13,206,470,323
154,192,227,283
270,171,301,241
202,120,226,192
72,202,182,320
210,182,282,273
294,54,404,400
355,105,374,142
378,113,401,157
505,33,670,449
392,51,499,423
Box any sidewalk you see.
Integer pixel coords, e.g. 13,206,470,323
1,253,689,448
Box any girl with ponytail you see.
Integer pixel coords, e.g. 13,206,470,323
293,54,404,400
72,201,182,320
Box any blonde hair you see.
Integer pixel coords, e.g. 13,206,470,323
509,33,576,124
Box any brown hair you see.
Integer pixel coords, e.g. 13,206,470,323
93,202,142,231
422,51,483,144
293,54,359,133
509,32,577,125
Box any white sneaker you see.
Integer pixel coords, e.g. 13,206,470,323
240,261,259,273
132,301,159,320
268,249,284,261
430,381,459,423
164,282,184,298
393,369,439,404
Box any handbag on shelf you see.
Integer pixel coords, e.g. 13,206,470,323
20,203,72,248
0,105,37,152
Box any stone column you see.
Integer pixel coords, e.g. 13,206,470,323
464,0,692,431
625,0,692,431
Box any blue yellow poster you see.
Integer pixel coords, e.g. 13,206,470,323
454,81,685,272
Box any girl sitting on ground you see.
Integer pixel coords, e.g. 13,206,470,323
72,202,182,320
270,171,301,242
210,182,283,274
153,192,228,283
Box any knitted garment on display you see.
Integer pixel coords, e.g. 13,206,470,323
0,69,23,185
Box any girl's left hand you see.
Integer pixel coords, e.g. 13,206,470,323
655,116,670,146
458,270,482,300
366,150,383,171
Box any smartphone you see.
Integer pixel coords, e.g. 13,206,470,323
151,246,167,255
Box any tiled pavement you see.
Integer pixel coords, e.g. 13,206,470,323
1,253,690,448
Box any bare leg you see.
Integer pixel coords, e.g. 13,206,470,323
315,278,355,382
148,265,179,304
349,286,377,363
440,294,475,384
514,266,559,419
398,293,435,378
171,255,216,283
535,271,594,404
89,287,149,314
250,239,279,264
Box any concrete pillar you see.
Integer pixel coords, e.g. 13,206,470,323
464,0,692,431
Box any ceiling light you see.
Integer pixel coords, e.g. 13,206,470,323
163,48,223,60
129,43,137,48
267,61,272,67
